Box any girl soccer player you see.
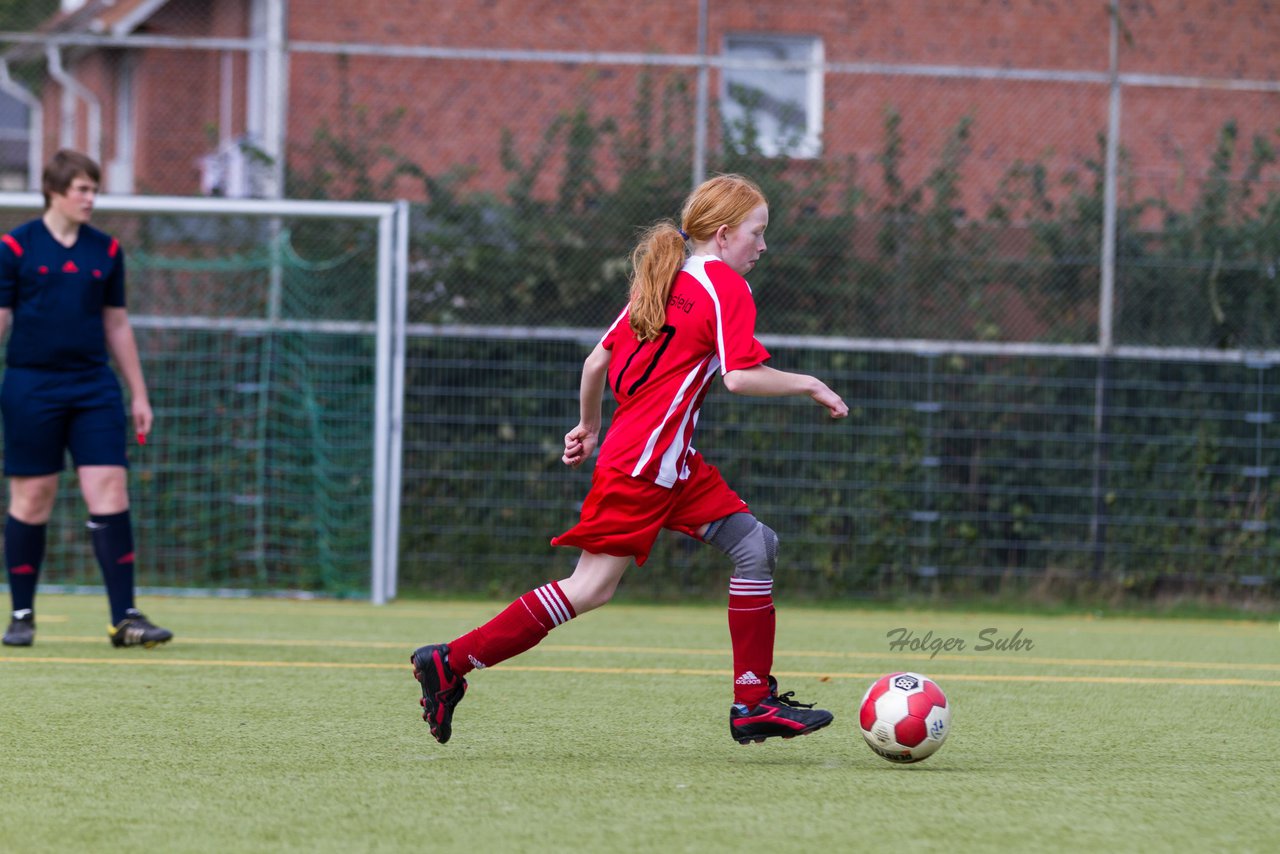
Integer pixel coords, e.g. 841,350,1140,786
412,173,847,744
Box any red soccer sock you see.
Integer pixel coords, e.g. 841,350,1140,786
728,577,775,707
448,582,576,676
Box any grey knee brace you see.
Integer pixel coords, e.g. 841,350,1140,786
704,512,778,580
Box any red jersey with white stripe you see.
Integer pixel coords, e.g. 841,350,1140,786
595,255,770,488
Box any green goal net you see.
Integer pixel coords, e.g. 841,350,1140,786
0,196,404,601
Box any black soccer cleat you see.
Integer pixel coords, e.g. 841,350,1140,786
108,609,174,648
411,643,468,744
730,680,834,745
3,611,35,646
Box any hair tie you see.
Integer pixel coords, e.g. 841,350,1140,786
678,228,689,241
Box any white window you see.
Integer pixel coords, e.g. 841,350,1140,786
721,34,823,158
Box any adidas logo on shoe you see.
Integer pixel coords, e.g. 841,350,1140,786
735,670,763,685
108,609,173,648
729,687,834,745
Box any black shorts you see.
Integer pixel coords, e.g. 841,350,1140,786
1,365,128,475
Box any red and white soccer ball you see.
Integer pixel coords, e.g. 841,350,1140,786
858,672,951,763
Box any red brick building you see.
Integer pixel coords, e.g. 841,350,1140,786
8,0,1280,213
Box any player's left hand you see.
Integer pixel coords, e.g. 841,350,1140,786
811,383,849,419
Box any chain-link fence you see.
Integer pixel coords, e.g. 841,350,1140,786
404,335,1277,602
0,1,1277,601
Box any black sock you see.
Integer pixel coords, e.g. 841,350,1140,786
5,514,46,616
89,510,136,624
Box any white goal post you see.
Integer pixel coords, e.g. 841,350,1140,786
0,193,408,604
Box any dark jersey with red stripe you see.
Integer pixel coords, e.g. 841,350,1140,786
0,219,125,371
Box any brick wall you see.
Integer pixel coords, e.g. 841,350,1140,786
39,0,1280,209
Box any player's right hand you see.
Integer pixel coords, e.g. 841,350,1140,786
561,424,599,467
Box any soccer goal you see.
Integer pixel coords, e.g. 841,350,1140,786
0,193,408,604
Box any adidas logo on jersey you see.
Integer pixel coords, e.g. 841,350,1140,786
734,670,763,685
468,654,487,670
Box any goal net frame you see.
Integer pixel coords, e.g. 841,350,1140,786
0,193,407,605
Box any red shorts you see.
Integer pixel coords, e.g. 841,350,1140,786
551,453,749,566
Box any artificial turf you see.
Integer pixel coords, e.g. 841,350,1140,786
2,594,1276,852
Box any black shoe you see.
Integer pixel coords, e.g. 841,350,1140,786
411,643,468,744
3,611,34,646
108,609,174,648
730,682,834,745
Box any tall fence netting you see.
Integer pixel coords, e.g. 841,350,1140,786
0,2,1277,600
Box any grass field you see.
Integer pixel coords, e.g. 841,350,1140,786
2,593,1277,853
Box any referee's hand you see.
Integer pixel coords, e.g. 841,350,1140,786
132,398,153,443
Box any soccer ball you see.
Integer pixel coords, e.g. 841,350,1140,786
857,672,951,763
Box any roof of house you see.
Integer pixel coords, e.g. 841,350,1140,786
44,0,171,37
4,0,171,62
